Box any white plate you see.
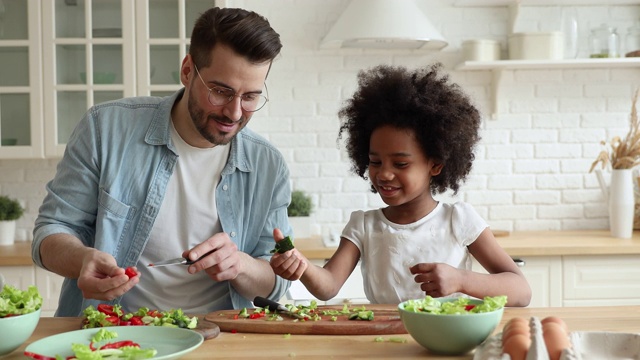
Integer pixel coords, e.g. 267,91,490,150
25,326,203,360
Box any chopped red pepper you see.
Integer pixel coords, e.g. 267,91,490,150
464,305,476,311
23,351,57,360
100,340,140,349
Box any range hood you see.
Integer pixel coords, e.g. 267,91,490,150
320,0,448,50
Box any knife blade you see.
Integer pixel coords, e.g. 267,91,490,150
253,296,310,320
148,249,215,268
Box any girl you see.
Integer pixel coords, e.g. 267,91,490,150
271,63,531,307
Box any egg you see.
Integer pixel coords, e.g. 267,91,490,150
502,333,531,360
541,316,569,333
502,322,530,347
543,322,571,360
502,317,529,335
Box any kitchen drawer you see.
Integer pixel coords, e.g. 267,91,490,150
563,255,640,301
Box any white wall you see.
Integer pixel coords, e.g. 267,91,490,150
1,0,639,244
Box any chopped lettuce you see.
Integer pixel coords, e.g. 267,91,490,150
402,295,507,314
0,284,42,317
65,329,157,360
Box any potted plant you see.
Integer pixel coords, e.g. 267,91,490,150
287,190,313,239
0,195,24,246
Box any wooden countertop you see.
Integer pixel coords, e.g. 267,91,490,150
5,230,640,267
296,230,640,259
5,305,640,359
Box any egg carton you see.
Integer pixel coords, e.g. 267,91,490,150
474,317,578,360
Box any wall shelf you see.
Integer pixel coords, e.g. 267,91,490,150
455,58,640,119
453,0,639,6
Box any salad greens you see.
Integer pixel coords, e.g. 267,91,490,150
59,328,156,360
402,296,507,315
0,284,42,317
82,305,197,329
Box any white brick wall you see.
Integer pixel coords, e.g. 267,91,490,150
2,0,639,243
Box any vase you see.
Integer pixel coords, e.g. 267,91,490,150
0,220,16,246
608,169,635,238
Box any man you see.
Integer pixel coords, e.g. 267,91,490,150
32,7,291,316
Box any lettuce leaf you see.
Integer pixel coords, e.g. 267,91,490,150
0,284,42,317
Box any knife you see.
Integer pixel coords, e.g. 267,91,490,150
148,249,215,268
253,296,310,320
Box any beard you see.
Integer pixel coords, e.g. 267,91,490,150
187,89,247,146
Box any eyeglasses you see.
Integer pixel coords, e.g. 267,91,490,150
193,65,269,112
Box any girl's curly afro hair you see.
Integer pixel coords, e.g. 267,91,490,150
337,63,481,195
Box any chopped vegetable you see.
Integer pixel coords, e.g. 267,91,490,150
124,267,137,279
0,284,42,317
402,296,507,315
82,305,197,329
270,236,295,254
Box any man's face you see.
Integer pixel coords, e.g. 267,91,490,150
186,45,270,146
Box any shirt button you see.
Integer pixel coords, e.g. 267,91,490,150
230,232,236,237
223,184,228,191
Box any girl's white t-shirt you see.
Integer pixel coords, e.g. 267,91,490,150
341,202,488,304
121,122,230,313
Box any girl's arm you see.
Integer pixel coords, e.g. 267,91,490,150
271,237,361,301
464,228,532,307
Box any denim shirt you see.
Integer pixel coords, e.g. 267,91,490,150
33,89,292,316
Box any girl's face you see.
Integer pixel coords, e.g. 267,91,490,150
368,125,442,221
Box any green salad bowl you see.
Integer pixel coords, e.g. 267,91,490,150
0,307,42,356
398,297,503,355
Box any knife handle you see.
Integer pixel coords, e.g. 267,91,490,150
253,296,283,312
184,249,216,265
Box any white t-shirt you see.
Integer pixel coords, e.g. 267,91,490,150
121,122,230,313
341,202,488,304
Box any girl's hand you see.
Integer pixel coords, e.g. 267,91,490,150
270,247,308,281
409,262,463,298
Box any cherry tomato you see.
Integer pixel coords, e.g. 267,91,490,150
124,267,137,279
129,316,144,326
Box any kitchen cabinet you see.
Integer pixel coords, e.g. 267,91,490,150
0,0,44,158
563,254,640,306
0,0,215,159
283,259,369,306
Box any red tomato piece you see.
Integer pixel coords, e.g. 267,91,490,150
97,304,116,316
23,351,57,360
465,305,476,311
130,316,144,326
119,320,131,326
124,267,137,279
105,315,120,325
147,310,162,318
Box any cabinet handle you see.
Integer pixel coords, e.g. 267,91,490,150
512,258,525,267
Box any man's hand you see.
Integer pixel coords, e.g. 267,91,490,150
182,232,242,282
270,228,308,281
409,262,462,298
77,250,139,301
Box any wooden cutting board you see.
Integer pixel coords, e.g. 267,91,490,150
204,304,407,335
